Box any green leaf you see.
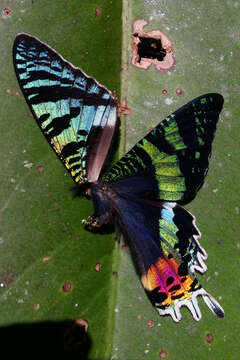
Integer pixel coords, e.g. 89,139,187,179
112,1,239,359
0,0,121,358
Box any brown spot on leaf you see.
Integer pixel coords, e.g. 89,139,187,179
159,349,168,358
36,165,44,173
95,7,101,17
62,281,72,293
42,256,50,262
94,263,102,272
11,90,20,96
2,8,12,17
145,319,155,327
176,88,184,97
205,333,214,344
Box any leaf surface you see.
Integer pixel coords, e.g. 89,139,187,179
0,1,121,358
112,1,239,359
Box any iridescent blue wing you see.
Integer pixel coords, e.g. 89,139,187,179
102,94,223,205
13,33,117,184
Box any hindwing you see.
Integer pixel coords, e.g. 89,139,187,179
111,190,224,322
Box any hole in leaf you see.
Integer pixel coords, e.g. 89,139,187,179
131,19,175,71
137,36,166,62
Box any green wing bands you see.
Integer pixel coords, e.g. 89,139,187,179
103,93,223,204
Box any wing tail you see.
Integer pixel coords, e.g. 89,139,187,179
202,290,224,318
156,287,224,322
142,201,224,322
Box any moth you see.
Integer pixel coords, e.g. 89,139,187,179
13,33,224,322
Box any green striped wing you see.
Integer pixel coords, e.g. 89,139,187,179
103,94,223,205
13,33,117,184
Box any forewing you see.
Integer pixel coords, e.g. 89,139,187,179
114,194,224,322
13,33,117,184
103,94,223,204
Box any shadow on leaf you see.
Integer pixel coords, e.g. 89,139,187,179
0,319,97,357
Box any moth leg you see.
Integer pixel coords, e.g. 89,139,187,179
81,216,94,226
114,221,122,243
82,212,111,228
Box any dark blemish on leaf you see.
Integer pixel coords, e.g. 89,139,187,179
36,165,44,173
112,271,118,276
159,349,168,358
162,89,168,95
131,19,175,72
176,88,184,97
62,281,72,293
217,239,223,245
205,333,214,344
2,8,12,18
145,319,155,327
94,263,102,272
95,7,101,17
